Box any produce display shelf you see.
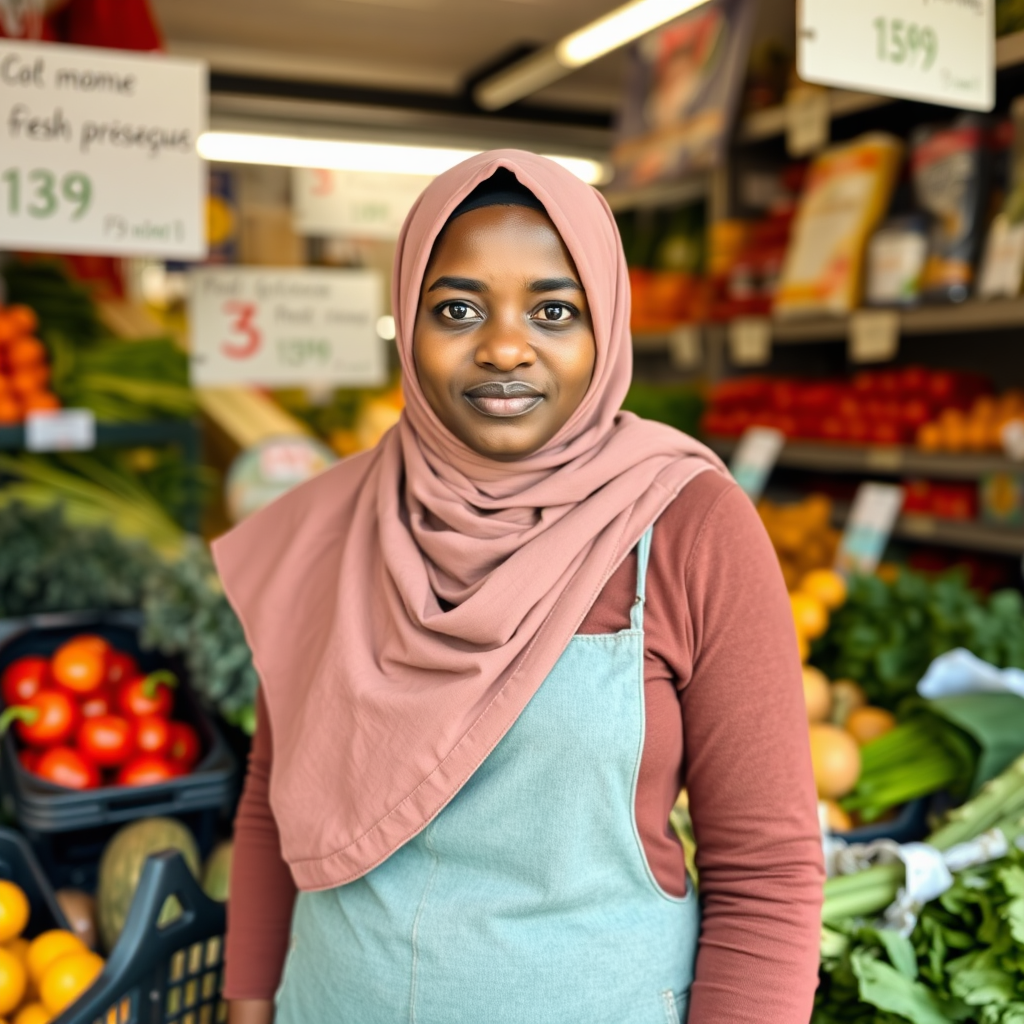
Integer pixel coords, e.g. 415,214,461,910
737,29,1024,145
0,418,201,454
603,172,712,212
708,437,1022,481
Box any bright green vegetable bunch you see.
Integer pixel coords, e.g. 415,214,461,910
815,845,1024,1024
812,570,1024,710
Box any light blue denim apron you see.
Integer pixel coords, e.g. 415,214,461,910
275,526,699,1023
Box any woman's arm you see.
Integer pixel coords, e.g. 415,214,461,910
224,688,298,1020
675,483,825,1024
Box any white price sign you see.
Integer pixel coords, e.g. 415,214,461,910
849,309,900,364
189,268,387,388
0,40,206,257
293,168,432,240
798,0,994,112
728,317,772,367
836,482,905,576
24,408,95,451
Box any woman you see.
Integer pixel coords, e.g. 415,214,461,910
215,150,824,1024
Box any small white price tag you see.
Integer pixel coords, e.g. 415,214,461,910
798,0,994,112
730,426,785,501
1002,419,1024,461
836,482,905,576
786,85,830,158
24,408,95,452
189,267,387,388
668,325,702,369
0,40,206,257
728,317,772,367
849,309,900,364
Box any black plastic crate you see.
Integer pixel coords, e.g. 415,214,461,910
0,825,69,936
52,851,226,1024
0,611,238,889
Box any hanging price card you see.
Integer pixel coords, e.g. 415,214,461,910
798,0,994,112
189,268,386,388
836,482,905,576
729,426,785,501
0,39,206,257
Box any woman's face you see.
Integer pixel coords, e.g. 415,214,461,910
413,205,596,461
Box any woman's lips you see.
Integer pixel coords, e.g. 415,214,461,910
464,382,544,418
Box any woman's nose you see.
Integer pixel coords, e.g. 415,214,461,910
474,319,536,372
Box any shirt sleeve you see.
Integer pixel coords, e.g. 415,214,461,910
678,482,824,1024
223,687,298,1001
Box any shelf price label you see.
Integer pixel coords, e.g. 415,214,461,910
729,426,785,501
836,482,905,576
728,317,772,367
0,39,206,257
189,267,387,388
798,0,994,112
25,408,95,452
849,309,900,364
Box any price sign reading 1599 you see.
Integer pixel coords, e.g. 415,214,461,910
798,0,993,112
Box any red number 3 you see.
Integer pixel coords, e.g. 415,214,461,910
222,300,261,359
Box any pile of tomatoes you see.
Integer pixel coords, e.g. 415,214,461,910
0,304,61,426
0,635,202,791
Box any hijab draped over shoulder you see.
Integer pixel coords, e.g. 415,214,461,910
212,149,726,890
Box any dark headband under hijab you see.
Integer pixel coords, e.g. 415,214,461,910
447,167,546,221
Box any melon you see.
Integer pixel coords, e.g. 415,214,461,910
96,818,200,954
202,841,233,903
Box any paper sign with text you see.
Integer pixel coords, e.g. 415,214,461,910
836,482,905,576
798,0,994,112
0,39,206,257
189,268,386,388
730,426,785,501
293,168,432,240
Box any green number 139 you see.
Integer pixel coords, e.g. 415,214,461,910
874,17,938,70
1,168,93,221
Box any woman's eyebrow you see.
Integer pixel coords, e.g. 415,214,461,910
529,277,582,293
427,275,487,293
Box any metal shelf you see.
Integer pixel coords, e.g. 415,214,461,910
707,437,1023,481
0,419,201,453
736,30,1024,146
602,173,711,213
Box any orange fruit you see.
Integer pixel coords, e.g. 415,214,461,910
821,799,853,833
802,666,832,723
790,591,829,640
6,307,38,338
846,706,897,746
21,393,59,414
829,679,868,727
808,723,861,799
800,569,847,611
796,631,810,664
0,948,26,1016
26,933,85,988
938,408,968,453
917,421,942,451
0,316,17,345
0,398,21,425
5,939,28,965
39,951,102,1015
14,1004,50,1024
9,366,49,397
7,339,46,372
0,885,29,946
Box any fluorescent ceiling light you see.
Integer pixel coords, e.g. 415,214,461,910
197,132,604,184
474,0,709,110
557,0,708,67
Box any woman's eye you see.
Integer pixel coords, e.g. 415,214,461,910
440,302,479,322
533,303,575,323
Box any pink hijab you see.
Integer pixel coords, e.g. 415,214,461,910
212,150,725,890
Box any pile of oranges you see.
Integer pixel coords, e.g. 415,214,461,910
0,305,60,426
917,389,1024,454
0,880,103,1023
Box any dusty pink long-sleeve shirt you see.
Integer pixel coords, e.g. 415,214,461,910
224,470,824,1022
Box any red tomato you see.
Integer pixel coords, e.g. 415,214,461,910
1,656,49,706
116,755,176,787
167,722,201,772
80,691,113,720
35,746,100,789
77,715,135,768
117,671,176,719
18,748,39,774
133,715,170,757
0,691,79,747
105,651,138,688
51,635,111,696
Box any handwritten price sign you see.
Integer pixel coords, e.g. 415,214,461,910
188,268,387,388
0,39,206,257
798,0,993,112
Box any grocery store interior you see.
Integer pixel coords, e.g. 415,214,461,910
3,0,1024,1021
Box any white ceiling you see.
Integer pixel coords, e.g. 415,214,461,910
154,0,629,111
